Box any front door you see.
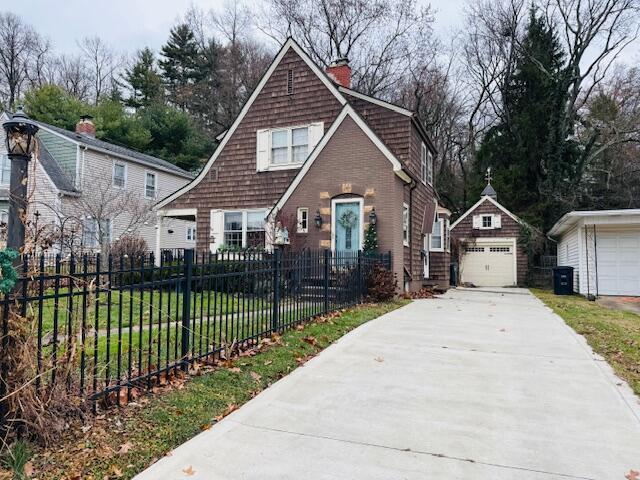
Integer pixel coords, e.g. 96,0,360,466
334,201,361,255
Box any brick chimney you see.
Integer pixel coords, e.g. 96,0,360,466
75,114,96,137
326,58,351,88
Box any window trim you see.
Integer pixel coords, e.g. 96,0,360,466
112,161,127,189
186,226,196,242
144,170,157,199
222,209,268,249
481,214,493,229
430,217,444,252
268,125,309,168
403,203,410,247
297,207,309,234
82,217,112,248
420,143,434,186
0,154,11,186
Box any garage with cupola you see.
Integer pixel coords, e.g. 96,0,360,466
449,183,529,287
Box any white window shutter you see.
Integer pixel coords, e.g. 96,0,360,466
308,122,324,151
209,210,224,253
472,215,481,229
256,129,269,171
494,214,502,229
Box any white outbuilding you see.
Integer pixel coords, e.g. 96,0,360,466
549,209,640,297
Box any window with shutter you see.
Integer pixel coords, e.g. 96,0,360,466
256,123,324,172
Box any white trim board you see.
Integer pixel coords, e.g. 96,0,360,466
338,86,413,117
155,37,347,211
270,105,410,216
450,195,523,230
331,197,365,251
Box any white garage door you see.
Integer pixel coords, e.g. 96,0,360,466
460,240,516,287
596,230,640,296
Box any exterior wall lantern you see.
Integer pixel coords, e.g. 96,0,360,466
2,107,40,252
368,207,377,226
314,210,323,229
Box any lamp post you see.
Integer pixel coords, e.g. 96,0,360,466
2,108,39,252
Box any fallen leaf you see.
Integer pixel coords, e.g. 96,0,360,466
214,404,239,421
499,328,506,332
201,423,212,431
626,470,639,480
117,441,133,454
23,462,34,477
227,367,241,373
183,465,196,476
111,465,123,477
302,336,317,346
250,371,262,382
263,360,273,366
374,357,384,362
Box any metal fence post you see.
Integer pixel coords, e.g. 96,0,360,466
181,249,194,370
271,248,281,332
323,249,330,313
357,251,363,303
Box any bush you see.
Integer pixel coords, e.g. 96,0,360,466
110,236,149,260
365,264,397,302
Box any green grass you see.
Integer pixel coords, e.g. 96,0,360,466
29,300,409,480
532,289,640,395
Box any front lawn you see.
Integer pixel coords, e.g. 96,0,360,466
532,289,640,395
12,299,409,480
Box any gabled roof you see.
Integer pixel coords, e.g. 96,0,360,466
155,37,348,210
269,105,411,216
548,208,640,237
39,122,193,179
37,139,79,195
450,195,524,230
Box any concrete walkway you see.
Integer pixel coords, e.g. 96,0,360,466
135,288,640,480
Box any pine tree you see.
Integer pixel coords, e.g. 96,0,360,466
363,222,378,254
159,24,201,109
474,8,569,230
124,48,163,109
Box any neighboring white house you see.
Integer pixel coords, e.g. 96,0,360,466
0,112,196,255
549,209,640,297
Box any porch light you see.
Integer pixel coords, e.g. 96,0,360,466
3,107,39,158
314,210,323,229
369,208,377,226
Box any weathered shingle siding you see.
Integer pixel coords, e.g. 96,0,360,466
164,49,344,252
450,200,528,286
280,115,405,284
37,130,78,185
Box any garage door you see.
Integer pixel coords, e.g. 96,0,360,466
460,240,516,287
596,230,640,296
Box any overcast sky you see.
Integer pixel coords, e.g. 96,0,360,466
7,0,465,55
4,0,637,65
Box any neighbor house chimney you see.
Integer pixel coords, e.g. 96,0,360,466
75,114,96,137
326,58,351,88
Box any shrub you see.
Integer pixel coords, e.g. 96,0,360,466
365,264,397,302
110,236,148,260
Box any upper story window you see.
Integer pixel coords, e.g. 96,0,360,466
482,215,492,228
473,213,501,230
256,123,324,172
145,172,157,198
421,143,433,185
1,155,11,185
270,127,308,166
113,163,126,189
430,218,443,251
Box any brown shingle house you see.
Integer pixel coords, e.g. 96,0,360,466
155,38,440,292
449,184,528,287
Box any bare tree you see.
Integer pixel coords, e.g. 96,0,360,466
25,35,56,90
79,36,120,104
55,54,91,101
258,0,436,98
0,12,37,109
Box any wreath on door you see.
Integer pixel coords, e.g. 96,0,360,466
338,210,357,229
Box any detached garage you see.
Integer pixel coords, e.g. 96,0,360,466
549,209,640,297
450,184,529,287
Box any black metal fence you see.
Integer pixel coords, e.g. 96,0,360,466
0,249,390,422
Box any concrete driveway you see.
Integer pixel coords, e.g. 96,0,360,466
135,288,640,480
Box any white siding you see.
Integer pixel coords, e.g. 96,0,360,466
557,226,580,293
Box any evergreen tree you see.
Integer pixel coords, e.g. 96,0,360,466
124,48,163,108
363,222,378,254
474,8,568,229
159,24,201,109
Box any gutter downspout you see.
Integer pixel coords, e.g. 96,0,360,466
408,179,417,289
